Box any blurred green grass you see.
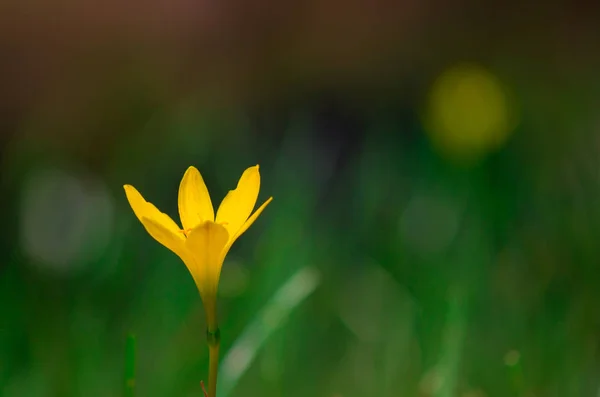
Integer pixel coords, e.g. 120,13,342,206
2,68,600,397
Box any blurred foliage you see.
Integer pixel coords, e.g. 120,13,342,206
2,2,600,397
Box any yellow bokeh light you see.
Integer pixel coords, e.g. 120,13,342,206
424,63,517,161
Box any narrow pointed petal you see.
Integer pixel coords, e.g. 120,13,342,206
124,185,187,258
139,217,188,258
215,165,260,240
231,197,273,244
124,185,182,235
178,166,215,230
185,221,230,297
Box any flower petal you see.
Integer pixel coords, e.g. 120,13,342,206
215,165,260,240
185,221,229,330
230,196,273,245
178,166,215,230
140,216,187,258
124,184,182,235
185,221,230,297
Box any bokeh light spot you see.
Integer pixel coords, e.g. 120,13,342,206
19,167,114,274
504,349,521,366
424,63,517,161
400,193,460,255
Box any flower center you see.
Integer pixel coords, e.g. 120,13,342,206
179,228,193,237
179,221,229,237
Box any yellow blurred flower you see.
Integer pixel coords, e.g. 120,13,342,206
424,63,518,161
124,165,272,331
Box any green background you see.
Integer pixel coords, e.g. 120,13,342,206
2,2,600,396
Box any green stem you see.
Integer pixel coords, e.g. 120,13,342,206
207,328,221,397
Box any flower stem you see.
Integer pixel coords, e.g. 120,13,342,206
207,328,221,397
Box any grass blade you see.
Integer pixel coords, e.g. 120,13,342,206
218,266,320,397
124,334,137,397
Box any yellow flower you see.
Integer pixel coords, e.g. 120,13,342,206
123,165,272,331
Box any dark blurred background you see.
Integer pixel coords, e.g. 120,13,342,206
2,1,600,396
